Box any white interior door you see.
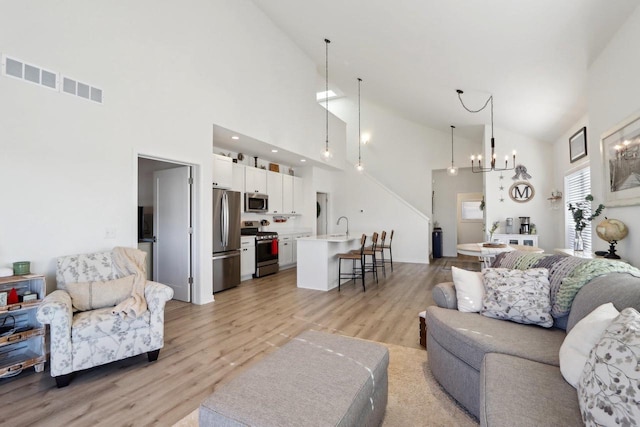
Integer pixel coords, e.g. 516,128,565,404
154,166,191,302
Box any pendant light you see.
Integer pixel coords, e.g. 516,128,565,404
322,38,332,160
456,89,516,173
447,125,458,176
356,77,364,172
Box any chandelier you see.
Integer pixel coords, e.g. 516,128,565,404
456,89,516,173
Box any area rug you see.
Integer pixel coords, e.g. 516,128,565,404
173,343,477,426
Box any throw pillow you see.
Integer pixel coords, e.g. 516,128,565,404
66,275,136,311
451,266,485,312
481,268,553,328
559,302,620,388
578,308,640,426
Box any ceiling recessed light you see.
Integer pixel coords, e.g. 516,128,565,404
231,135,239,140
300,159,306,162
271,149,278,153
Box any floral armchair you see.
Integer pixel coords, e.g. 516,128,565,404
36,249,174,387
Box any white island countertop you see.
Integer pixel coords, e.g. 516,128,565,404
297,233,362,243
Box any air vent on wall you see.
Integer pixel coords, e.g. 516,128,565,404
61,76,103,104
1,54,58,91
1,53,103,104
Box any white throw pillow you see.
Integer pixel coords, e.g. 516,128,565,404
578,307,640,426
559,303,619,388
451,266,484,313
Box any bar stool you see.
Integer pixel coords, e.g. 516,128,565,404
355,232,379,284
337,234,367,291
380,230,394,272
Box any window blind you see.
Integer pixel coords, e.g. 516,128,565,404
564,167,592,250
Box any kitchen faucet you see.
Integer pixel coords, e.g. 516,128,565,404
337,216,349,236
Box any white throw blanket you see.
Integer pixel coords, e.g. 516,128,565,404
111,246,148,318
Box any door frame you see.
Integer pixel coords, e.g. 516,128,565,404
135,152,200,303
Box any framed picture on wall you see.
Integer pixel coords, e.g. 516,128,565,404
569,127,587,163
601,110,640,207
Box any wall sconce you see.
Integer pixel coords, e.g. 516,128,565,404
548,190,563,209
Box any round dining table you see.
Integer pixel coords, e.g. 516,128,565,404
456,243,543,269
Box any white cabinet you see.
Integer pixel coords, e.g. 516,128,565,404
282,175,303,214
245,167,267,194
240,237,255,281
493,234,539,247
212,154,233,189
282,175,294,214
278,235,294,267
267,171,283,214
293,176,304,214
292,233,311,264
231,163,245,193
0,275,46,377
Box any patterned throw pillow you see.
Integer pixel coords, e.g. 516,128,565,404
481,268,553,328
578,308,640,426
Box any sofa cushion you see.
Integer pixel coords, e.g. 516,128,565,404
578,307,640,426
72,307,150,341
481,353,582,427
481,268,553,328
425,306,565,371
567,273,640,332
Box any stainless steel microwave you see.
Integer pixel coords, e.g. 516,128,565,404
245,193,268,213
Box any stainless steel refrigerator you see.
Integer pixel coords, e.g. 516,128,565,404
212,189,241,293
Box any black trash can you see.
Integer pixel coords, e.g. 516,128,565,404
432,227,443,258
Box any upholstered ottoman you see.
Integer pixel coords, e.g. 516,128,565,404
200,330,389,426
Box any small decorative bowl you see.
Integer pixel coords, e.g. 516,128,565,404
13,261,30,275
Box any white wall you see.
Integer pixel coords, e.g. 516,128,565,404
551,115,590,248
333,168,430,264
329,98,480,217
585,5,640,265
0,0,345,301
483,126,555,252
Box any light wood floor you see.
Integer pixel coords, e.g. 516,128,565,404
0,258,477,426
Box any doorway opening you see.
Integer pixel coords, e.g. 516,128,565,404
137,156,194,302
316,192,328,235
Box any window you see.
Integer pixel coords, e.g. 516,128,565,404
564,167,592,250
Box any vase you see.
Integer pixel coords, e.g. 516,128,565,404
574,229,584,252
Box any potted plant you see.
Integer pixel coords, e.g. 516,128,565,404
567,194,605,252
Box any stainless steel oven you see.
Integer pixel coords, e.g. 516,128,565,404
255,232,279,277
241,221,279,278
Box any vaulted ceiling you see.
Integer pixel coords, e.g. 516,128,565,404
252,0,640,143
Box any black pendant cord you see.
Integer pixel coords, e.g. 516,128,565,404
450,125,455,166
456,90,494,140
325,38,330,153
358,77,362,166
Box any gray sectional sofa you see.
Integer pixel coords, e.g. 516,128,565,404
426,270,640,426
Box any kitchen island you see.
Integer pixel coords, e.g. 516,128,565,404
296,234,363,291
